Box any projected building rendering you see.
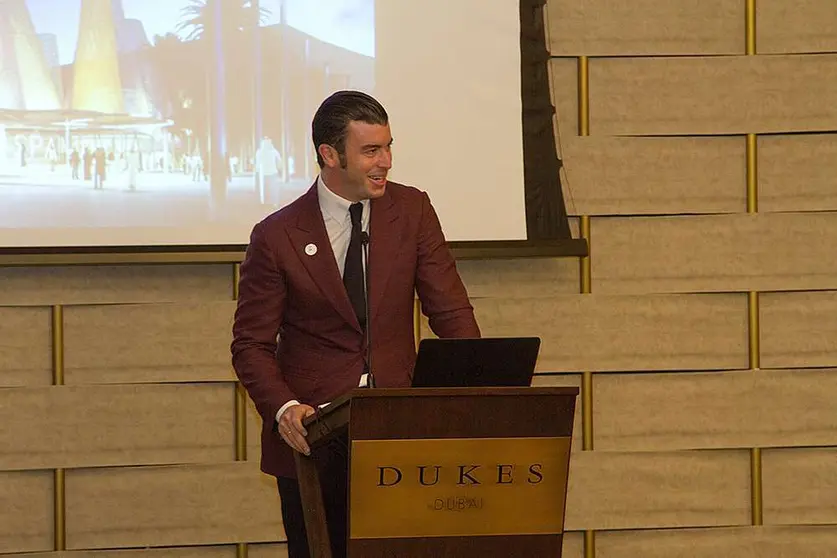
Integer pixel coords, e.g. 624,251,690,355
72,0,125,114
0,0,61,111
0,0,374,246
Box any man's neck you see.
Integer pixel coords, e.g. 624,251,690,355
320,171,359,203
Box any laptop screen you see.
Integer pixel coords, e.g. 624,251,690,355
411,337,541,388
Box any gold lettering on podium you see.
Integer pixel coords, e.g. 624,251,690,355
349,437,571,539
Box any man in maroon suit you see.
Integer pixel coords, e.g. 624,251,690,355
231,91,480,558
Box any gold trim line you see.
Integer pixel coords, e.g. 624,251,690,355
54,468,66,551
751,447,763,525
745,0,757,55
52,305,64,386
578,56,590,136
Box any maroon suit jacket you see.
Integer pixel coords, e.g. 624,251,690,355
231,180,480,478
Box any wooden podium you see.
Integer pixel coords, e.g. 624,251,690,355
296,386,578,557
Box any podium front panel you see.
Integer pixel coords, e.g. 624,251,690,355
346,387,577,557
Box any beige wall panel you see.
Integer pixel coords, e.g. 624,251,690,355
756,526,837,558
562,531,584,558
597,526,837,558
2,549,235,558
751,369,837,448
0,470,53,553
546,0,742,56
246,397,263,464
470,294,748,372
64,302,236,384
594,371,753,451
761,291,837,369
596,369,837,451
0,265,233,306
763,448,837,525
593,213,837,294
589,55,837,135
456,257,578,297
759,0,837,54
0,306,52,387
759,134,837,212
248,544,289,558
0,384,234,470
565,450,750,530
597,527,757,558
549,58,579,142
562,136,745,216
531,373,582,453
66,463,282,549
18,527,831,558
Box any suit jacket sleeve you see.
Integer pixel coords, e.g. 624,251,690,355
231,221,297,424
414,191,481,338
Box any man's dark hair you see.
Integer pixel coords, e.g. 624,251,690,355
312,90,388,168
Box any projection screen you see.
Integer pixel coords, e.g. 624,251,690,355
0,0,525,248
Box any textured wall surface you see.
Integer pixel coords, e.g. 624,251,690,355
3,1,837,556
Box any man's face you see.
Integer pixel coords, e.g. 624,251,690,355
322,120,393,202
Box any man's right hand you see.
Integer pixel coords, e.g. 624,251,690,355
278,404,316,456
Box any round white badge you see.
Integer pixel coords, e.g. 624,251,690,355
304,243,318,256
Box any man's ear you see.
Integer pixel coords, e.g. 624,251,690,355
318,144,339,168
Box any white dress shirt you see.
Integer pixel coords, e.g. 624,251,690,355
276,175,370,423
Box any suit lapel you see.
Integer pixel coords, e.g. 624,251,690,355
287,184,361,332
368,186,402,325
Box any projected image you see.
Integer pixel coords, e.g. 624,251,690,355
0,0,374,245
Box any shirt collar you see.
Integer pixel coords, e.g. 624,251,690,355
317,174,369,224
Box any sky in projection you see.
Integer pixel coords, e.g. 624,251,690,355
23,0,374,66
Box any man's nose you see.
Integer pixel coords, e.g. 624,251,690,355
378,149,392,169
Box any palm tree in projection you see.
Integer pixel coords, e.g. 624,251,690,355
177,0,268,204
145,33,205,167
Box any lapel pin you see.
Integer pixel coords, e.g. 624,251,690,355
304,243,318,256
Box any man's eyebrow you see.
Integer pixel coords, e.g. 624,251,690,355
361,139,394,149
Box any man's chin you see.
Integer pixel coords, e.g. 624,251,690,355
366,181,387,198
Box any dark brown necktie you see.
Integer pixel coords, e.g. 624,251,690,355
343,202,366,329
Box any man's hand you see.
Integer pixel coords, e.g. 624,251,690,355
278,404,316,455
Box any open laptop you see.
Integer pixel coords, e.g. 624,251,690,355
411,337,541,388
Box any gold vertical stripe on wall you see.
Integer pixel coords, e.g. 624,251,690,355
578,56,590,137
578,45,594,551
580,216,593,455
51,305,66,551
746,134,758,214
232,262,246,462
584,530,596,558
51,305,64,386
751,447,763,525
580,217,592,296
235,384,247,462
748,289,763,526
745,1,758,213
748,292,760,370
53,469,65,551
232,263,249,558
580,217,595,557
745,0,763,529
746,0,757,56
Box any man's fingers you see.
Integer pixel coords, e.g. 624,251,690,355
278,404,316,455
285,430,309,455
291,405,316,435
290,417,307,437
